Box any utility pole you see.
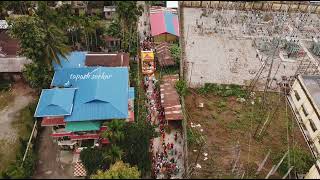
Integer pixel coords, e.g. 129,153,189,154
263,39,280,106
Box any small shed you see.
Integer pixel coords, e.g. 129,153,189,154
155,42,175,67
150,12,179,43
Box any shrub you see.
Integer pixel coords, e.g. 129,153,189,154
272,147,314,175
90,161,140,179
80,148,104,175
175,80,188,97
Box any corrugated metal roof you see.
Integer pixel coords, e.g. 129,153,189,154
0,31,20,57
65,121,101,132
53,51,87,70
34,88,76,117
160,75,183,121
155,42,175,67
51,67,129,121
0,57,31,72
150,12,179,37
85,53,129,67
41,117,66,126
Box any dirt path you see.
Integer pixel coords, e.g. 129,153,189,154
0,82,34,143
33,127,79,179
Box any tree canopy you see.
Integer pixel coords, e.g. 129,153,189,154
80,148,104,175
120,121,157,175
90,161,140,179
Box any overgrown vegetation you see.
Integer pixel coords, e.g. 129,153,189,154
0,89,14,110
185,89,312,178
170,43,181,65
197,83,246,98
0,102,37,178
175,80,188,97
187,127,202,147
272,147,314,176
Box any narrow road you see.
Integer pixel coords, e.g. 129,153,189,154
0,82,34,143
33,127,80,179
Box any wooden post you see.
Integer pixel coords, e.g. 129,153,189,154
256,150,272,175
265,151,289,179
255,111,271,138
282,166,294,179
22,121,37,163
265,165,276,179
232,142,241,173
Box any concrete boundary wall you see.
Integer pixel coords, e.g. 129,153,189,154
180,1,320,14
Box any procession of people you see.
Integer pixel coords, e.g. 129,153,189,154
140,37,184,179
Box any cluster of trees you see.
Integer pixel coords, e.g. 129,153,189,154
106,1,143,56
81,119,157,178
6,1,107,92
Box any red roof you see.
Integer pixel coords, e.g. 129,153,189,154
85,52,129,67
70,134,99,140
50,132,73,138
41,117,66,126
0,31,20,57
101,138,110,144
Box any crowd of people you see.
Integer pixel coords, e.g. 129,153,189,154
140,45,183,178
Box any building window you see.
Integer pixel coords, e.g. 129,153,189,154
294,90,301,101
309,119,317,132
302,105,309,117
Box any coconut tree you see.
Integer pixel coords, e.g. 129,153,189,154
103,145,123,165
102,119,125,144
43,24,70,66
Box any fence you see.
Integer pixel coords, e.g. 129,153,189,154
180,1,320,14
22,120,39,163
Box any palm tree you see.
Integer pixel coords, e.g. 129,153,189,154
36,1,70,66
43,24,71,66
103,145,123,165
102,119,125,144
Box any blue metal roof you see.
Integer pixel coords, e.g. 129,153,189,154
34,88,76,117
164,12,176,36
53,51,87,70
129,87,135,100
51,67,129,121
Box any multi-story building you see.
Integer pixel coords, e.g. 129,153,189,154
34,51,134,150
288,75,320,158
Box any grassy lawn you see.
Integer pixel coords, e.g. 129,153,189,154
185,85,313,179
0,102,36,175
